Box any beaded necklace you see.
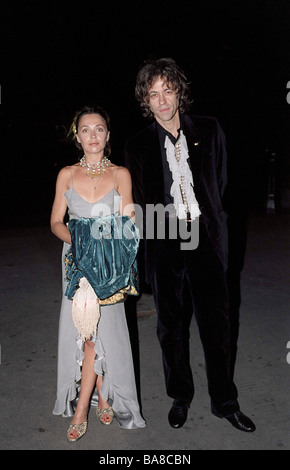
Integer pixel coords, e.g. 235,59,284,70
80,155,111,186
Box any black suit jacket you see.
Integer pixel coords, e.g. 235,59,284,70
125,114,229,283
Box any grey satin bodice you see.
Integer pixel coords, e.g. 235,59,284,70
65,186,121,219
64,166,121,219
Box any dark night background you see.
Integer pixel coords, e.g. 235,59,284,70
0,0,289,228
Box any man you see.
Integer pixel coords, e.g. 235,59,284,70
125,58,255,432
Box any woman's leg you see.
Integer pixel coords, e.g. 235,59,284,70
96,375,113,424
68,341,97,438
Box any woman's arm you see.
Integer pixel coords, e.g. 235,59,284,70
50,167,72,244
115,167,135,220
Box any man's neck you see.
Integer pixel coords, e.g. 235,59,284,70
155,112,180,139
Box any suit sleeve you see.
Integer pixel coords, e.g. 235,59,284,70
215,120,228,201
124,141,147,291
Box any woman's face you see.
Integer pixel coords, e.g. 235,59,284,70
76,113,110,158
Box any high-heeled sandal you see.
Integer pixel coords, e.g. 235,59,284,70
96,406,114,425
67,421,88,441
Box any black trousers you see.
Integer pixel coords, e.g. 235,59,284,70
150,226,239,417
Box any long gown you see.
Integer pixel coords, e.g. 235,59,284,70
53,169,146,429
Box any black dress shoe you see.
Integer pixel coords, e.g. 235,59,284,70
168,406,188,428
225,411,256,432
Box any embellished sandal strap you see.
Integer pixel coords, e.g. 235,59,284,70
67,421,88,441
96,406,114,418
96,406,114,425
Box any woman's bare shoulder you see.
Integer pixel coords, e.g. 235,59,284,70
56,165,76,190
58,162,80,176
115,165,132,180
56,165,70,180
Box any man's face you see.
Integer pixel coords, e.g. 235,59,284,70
147,77,179,125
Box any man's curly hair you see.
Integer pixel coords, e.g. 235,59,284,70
135,58,193,118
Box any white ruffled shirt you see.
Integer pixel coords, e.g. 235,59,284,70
164,130,201,220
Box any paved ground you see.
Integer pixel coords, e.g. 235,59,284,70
0,213,290,451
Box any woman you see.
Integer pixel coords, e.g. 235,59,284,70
51,105,146,441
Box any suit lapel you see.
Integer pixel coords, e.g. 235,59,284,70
182,115,203,190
